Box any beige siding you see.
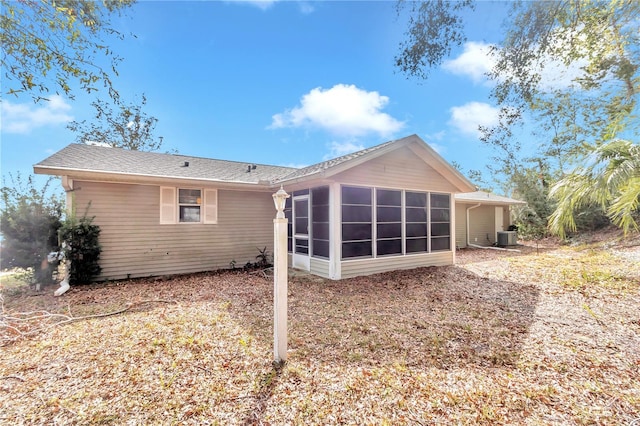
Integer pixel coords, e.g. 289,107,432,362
331,147,458,192
455,203,467,248
340,252,453,279
502,206,511,229
72,180,275,280
468,205,496,246
310,257,330,279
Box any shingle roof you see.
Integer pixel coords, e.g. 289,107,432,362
275,139,397,182
455,191,526,205
34,135,475,192
34,143,296,184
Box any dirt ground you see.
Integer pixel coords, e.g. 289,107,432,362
1,230,639,425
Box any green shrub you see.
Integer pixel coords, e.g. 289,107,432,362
59,215,102,285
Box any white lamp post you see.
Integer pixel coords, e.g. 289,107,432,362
272,186,290,363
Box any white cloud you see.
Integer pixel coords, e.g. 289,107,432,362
445,39,589,92
448,102,500,137
229,0,313,13
270,84,405,138
297,2,314,14
230,0,278,10
279,162,308,169
443,41,496,84
427,142,445,154
0,95,73,134
324,140,365,160
85,141,112,147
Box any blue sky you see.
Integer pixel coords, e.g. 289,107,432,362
1,0,514,187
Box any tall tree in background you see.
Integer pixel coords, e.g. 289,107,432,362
67,94,165,151
549,139,640,238
396,0,639,235
1,0,135,103
0,174,64,284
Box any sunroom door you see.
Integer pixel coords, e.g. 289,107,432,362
293,195,310,271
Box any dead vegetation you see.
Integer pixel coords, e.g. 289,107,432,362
1,232,639,425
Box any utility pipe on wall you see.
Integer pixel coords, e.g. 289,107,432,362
466,203,482,248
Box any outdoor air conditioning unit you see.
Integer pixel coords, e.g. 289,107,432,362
497,231,518,247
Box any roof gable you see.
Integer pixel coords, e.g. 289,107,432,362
276,134,475,192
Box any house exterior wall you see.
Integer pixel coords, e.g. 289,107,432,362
331,147,459,192
340,252,453,279
71,180,275,280
310,257,330,279
455,203,468,248
468,205,496,246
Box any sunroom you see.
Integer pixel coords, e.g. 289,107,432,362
283,184,456,280
275,135,475,280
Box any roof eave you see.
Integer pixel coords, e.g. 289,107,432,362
33,165,275,191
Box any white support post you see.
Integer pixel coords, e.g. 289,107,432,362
272,187,290,363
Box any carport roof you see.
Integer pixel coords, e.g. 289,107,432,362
455,191,526,205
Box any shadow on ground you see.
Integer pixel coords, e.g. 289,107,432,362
225,265,540,371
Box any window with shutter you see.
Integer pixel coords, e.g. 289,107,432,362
159,187,218,224
204,189,218,224
160,187,177,224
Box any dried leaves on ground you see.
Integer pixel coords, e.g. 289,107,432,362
1,231,639,425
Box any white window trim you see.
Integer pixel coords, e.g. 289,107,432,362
159,187,218,225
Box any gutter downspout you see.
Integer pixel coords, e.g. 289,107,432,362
466,203,481,248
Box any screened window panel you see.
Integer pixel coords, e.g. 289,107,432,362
295,218,308,235
295,200,308,217
342,223,372,241
293,189,309,196
406,192,427,207
311,186,329,204
313,222,330,240
431,208,450,222
311,186,330,259
406,223,427,237
430,193,450,208
295,238,309,254
312,206,329,222
285,203,293,253
377,206,401,222
312,239,329,258
342,186,371,205
377,223,402,239
406,238,428,253
431,222,450,237
342,241,372,258
377,239,402,256
376,189,401,206
342,205,372,223
405,208,427,222
431,237,450,251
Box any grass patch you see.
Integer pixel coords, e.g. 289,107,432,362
506,246,639,295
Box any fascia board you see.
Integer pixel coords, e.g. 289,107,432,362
33,166,274,192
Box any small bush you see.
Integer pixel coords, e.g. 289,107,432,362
59,215,102,285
